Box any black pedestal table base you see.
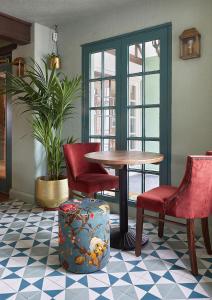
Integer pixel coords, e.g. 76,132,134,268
110,226,149,251
110,164,149,250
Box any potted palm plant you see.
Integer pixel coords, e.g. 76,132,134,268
4,59,81,208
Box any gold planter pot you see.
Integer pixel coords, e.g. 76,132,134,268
35,176,69,208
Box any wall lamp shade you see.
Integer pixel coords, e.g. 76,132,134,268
12,57,25,77
179,28,201,60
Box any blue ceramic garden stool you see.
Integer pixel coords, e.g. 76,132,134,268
58,198,110,273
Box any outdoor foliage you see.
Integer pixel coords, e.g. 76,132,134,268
4,59,81,180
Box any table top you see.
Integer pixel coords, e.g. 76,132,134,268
84,151,164,166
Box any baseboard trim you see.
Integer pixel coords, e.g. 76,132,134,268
9,189,35,204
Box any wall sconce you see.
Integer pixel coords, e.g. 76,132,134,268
179,28,201,60
13,57,25,77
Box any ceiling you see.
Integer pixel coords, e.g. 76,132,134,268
0,0,139,27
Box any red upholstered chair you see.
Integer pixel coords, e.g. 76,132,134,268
63,143,118,197
135,155,212,275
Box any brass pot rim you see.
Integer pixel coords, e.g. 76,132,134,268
37,175,68,182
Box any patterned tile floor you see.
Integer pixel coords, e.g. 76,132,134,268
0,200,211,300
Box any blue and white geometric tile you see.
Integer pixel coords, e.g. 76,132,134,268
0,200,211,299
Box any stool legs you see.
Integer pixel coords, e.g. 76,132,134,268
201,217,212,254
158,213,165,238
187,219,198,276
135,208,144,257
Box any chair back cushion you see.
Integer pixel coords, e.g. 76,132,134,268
63,143,107,181
167,156,212,218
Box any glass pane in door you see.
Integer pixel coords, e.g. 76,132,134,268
128,108,142,137
103,109,116,136
128,171,142,201
90,52,102,78
129,44,142,74
128,76,142,106
90,110,101,135
103,79,116,106
103,139,116,151
145,108,160,138
145,74,160,104
0,73,6,179
145,40,160,72
145,141,160,171
145,173,159,191
90,81,101,107
104,49,116,76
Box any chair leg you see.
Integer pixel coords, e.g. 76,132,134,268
201,217,212,254
87,193,95,198
135,208,144,257
71,190,84,199
69,190,74,199
187,219,198,276
158,212,165,238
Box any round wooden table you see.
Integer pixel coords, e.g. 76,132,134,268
84,151,164,250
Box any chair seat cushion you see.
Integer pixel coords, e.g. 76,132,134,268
136,185,178,213
69,173,119,194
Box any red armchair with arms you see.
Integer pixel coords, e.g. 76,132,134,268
135,155,212,275
63,143,118,197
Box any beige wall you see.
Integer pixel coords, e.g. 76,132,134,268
60,0,212,188
34,23,53,179
10,23,53,202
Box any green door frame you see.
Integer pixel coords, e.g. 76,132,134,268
82,23,172,206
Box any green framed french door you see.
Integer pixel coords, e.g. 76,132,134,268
82,23,172,204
